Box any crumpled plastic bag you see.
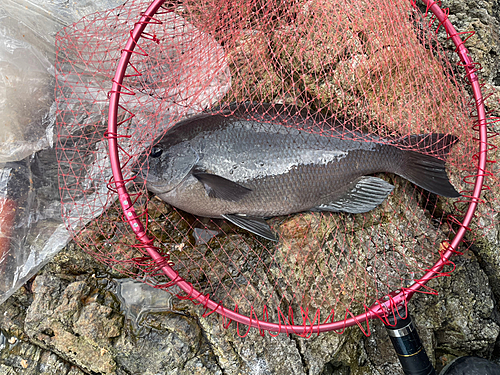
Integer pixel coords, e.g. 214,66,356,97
0,0,231,303
0,0,127,163
0,0,128,302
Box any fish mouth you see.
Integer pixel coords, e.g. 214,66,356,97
130,154,150,182
131,166,147,185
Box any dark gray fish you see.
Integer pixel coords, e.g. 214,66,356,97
137,104,460,241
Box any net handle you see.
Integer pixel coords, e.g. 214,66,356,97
107,0,488,334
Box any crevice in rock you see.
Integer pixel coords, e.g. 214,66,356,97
289,334,309,374
493,70,500,86
195,317,228,375
468,243,500,303
319,360,351,375
360,338,373,373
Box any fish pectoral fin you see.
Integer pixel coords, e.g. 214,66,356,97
313,176,394,214
192,171,252,201
222,214,278,242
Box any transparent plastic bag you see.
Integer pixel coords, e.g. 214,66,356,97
0,0,230,303
0,0,125,163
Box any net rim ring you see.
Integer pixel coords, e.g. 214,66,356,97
106,0,489,334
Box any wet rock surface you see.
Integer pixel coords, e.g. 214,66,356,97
1,0,500,374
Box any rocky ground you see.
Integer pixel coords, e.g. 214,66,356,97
0,239,498,374
0,0,499,374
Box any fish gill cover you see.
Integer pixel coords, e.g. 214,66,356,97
55,0,491,333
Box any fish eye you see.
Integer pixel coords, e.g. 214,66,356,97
150,147,163,158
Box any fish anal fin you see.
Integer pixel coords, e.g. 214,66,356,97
313,176,394,214
222,214,278,241
193,171,252,201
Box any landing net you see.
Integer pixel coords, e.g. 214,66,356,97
55,0,495,334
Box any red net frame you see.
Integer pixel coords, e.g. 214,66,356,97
56,0,495,336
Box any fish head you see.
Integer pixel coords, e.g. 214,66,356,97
136,141,199,195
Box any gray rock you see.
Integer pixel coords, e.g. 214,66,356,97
411,257,499,372
114,312,220,375
24,275,121,374
0,329,86,374
198,315,307,375
445,0,500,84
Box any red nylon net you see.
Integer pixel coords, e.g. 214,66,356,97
55,0,494,333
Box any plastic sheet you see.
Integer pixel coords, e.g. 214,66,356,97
0,0,230,303
0,0,125,163
0,149,65,296
114,279,175,332
0,0,127,303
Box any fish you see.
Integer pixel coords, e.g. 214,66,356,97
136,103,460,241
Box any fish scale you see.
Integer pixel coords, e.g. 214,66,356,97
138,104,460,240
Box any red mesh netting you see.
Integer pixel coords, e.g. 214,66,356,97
55,0,493,332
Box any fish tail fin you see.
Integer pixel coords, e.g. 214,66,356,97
396,133,461,198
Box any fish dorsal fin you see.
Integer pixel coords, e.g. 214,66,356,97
192,170,252,201
222,214,278,241
313,176,394,214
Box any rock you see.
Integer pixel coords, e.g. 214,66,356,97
297,329,359,374
360,321,413,375
334,255,500,375
198,315,306,375
24,275,120,374
114,312,221,375
41,241,108,277
412,257,500,370
445,0,500,83
0,333,86,374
